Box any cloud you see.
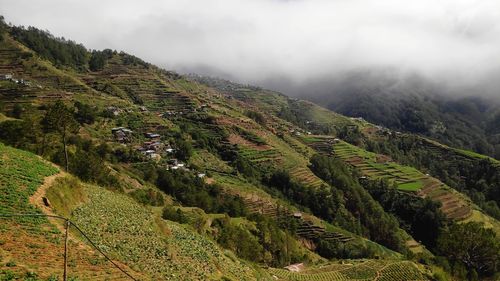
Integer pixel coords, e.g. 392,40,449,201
1,0,500,94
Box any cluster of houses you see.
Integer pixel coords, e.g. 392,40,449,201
1,74,32,86
160,104,210,119
167,158,188,171
136,133,166,161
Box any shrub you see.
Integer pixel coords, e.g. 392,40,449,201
130,188,164,206
162,206,188,224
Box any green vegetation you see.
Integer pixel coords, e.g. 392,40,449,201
316,81,500,159
436,222,499,278
41,101,79,171
10,25,88,70
1,17,496,280
211,214,305,267
0,142,58,222
156,169,247,217
365,135,500,220
366,180,447,249
333,141,425,191
307,155,405,252
72,184,259,280
269,260,427,281
0,144,138,280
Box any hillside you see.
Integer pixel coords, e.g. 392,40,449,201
0,19,498,281
283,70,500,159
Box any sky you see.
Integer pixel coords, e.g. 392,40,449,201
1,0,500,96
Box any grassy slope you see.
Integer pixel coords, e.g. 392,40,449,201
0,33,437,279
0,142,271,280
0,143,147,280
70,184,266,281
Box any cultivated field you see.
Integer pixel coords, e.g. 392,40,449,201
269,259,429,281
71,184,260,281
0,143,141,280
332,141,425,192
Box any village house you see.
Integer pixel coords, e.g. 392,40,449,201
111,127,133,143
284,263,305,272
148,152,161,161
350,117,365,122
145,132,161,140
167,158,188,171
168,159,179,166
162,111,177,117
0,74,13,80
141,141,162,151
107,106,122,116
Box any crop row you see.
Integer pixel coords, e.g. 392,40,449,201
71,185,256,280
268,260,428,281
333,142,424,192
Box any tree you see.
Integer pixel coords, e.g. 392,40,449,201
437,222,499,276
10,104,23,119
41,101,79,171
74,101,97,124
88,49,112,71
174,139,193,161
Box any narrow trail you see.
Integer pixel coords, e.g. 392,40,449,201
29,169,68,234
27,167,143,280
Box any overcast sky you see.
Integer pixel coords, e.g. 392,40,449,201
1,0,500,95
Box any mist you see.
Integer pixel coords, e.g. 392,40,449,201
1,0,500,97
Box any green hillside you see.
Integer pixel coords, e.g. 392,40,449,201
0,19,498,281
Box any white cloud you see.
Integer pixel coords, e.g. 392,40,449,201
1,0,500,91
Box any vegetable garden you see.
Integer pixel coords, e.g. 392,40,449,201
71,184,259,280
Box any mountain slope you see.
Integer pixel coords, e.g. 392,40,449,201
0,19,498,280
288,70,500,159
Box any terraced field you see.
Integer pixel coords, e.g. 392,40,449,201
0,38,81,107
289,167,325,189
329,141,473,220
300,135,337,156
332,141,426,191
269,260,429,281
71,184,260,281
234,191,357,245
238,146,284,168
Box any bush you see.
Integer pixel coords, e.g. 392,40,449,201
156,170,246,216
162,206,188,224
74,101,97,124
245,110,266,125
130,188,164,206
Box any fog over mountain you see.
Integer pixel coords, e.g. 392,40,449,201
2,0,500,98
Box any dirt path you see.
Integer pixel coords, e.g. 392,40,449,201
28,170,68,233
27,169,143,279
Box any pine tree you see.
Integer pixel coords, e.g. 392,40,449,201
41,101,79,171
